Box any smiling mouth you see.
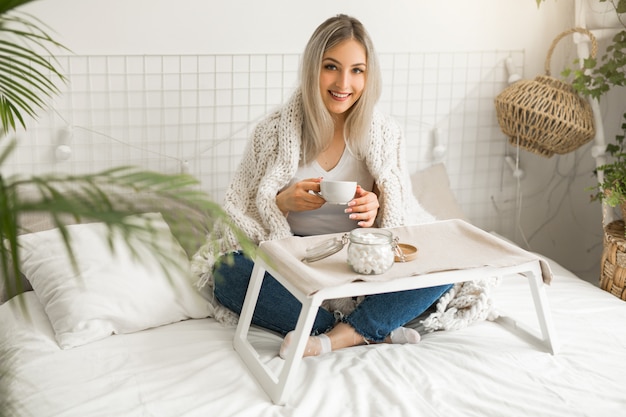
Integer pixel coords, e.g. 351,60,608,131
329,91,351,99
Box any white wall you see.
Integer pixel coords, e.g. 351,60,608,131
22,0,619,285
26,0,572,70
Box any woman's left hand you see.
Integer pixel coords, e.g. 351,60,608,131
345,185,379,228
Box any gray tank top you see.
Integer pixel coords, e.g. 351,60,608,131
285,149,375,236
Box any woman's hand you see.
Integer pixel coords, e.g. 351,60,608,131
276,177,325,215
345,185,379,227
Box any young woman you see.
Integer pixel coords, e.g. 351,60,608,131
193,14,452,358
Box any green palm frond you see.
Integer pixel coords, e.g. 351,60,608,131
0,0,255,306
0,169,22,306
1,157,255,300
0,0,68,135
0,3,254,413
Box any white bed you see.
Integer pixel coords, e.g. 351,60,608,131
2,165,626,417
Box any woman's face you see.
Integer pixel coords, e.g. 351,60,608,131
319,38,367,119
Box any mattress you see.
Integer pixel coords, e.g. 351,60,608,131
2,257,625,417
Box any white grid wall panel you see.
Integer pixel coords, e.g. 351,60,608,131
6,50,524,237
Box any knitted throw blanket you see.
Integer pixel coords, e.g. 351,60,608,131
191,89,494,332
420,278,501,332
321,277,501,333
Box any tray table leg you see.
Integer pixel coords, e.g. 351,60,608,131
524,265,560,354
496,262,560,354
233,259,322,405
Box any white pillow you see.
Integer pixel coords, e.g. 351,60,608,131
17,213,210,349
411,163,468,221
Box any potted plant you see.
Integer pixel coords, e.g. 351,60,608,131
0,2,250,310
0,2,257,415
537,1,626,210
588,113,626,212
562,1,626,99
567,1,626,212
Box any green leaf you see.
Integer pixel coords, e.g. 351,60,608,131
583,57,597,69
0,8,68,135
590,114,626,207
607,143,619,153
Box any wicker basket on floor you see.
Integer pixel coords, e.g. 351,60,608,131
600,220,626,301
494,28,597,158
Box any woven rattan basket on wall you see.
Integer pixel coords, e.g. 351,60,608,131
601,220,626,301
495,28,597,157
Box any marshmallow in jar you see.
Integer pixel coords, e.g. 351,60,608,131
347,228,395,275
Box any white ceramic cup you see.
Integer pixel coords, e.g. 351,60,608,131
318,180,357,205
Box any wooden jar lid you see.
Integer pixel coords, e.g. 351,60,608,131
394,243,418,262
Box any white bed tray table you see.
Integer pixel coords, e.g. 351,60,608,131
233,219,558,405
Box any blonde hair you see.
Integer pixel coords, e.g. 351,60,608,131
300,14,382,164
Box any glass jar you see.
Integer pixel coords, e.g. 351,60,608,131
347,228,395,275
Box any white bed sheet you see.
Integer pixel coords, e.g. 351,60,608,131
2,258,626,417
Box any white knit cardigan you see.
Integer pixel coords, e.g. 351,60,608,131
191,90,497,330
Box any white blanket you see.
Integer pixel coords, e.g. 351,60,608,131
1,257,625,417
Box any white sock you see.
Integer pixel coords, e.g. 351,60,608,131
389,327,421,344
279,331,332,359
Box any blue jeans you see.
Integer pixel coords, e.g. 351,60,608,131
213,252,452,342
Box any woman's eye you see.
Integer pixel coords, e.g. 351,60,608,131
324,64,337,71
353,68,365,74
